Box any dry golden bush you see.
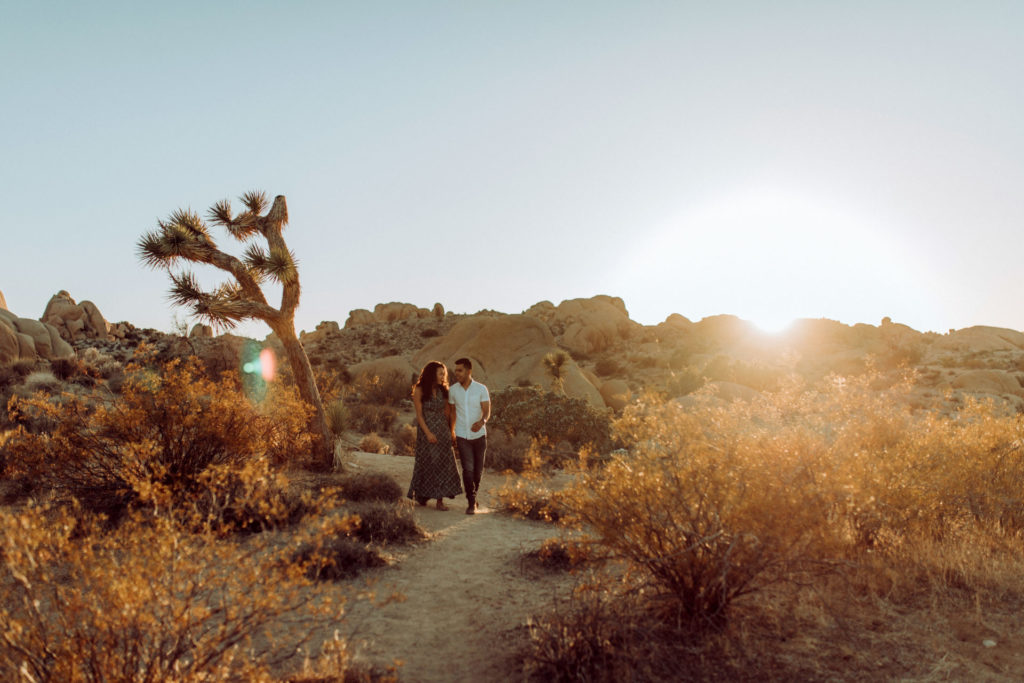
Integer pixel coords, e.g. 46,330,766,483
358,433,389,455
496,472,569,523
394,422,416,456
0,503,348,681
526,372,1024,675
3,357,316,524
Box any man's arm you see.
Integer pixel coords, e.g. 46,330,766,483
472,400,491,433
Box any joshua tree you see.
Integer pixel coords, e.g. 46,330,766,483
543,350,571,394
137,191,332,466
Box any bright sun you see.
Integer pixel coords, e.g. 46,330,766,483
618,186,924,328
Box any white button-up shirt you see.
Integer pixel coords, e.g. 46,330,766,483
449,379,490,440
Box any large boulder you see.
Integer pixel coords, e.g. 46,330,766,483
300,320,340,345
40,290,111,342
524,295,638,356
344,302,433,328
930,326,1024,354
413,315,603,406
0,307,74,363
599,379,632,410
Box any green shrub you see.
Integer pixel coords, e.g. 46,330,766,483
349,404,398,433
485,429,536,473
326,398,348,433
292,535,388,581
349,501,426,544
355,369,413,406
489,387,612,453
336,471,404,502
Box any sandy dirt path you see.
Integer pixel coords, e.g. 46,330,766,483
339,452,573,682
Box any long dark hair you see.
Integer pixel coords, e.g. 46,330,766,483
414,360,449,401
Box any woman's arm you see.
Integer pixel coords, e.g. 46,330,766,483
413,386,437,443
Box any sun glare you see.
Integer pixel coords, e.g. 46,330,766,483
750,315,794,334
618,185,930,328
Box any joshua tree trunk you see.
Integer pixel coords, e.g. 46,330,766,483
139,191,334,469
271,321,332,461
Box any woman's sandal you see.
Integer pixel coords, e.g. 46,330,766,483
436,500,449,511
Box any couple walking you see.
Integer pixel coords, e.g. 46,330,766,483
407,358,489,515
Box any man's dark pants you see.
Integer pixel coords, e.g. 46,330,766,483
456,435,487,505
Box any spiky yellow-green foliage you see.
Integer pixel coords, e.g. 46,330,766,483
542,350,570,393
137,192,297,330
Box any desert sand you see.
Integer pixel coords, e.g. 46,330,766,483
340,451,573,682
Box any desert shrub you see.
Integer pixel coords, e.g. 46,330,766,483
420,328,440,338
496,474,569,523
79,346,123,379
593,358,620,377
21,370,63,395
358,432,390,454
348,501,426,544
523,537,593,572
0,359,37,391
0,504,338,680
49,356,86,381
355,369,413,406
489,387,613,453
4,357,315,522
349,403,398,433
485,429,537,473
524,580,669,682
394,422,417,455
326,398,349,433
336,471,404,503
292,535,388,581
665,367,704,397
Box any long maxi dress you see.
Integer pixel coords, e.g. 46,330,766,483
407,391,463,502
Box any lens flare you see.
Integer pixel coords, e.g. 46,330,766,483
259,348,276,381
239,342,276,403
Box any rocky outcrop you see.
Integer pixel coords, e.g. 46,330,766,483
929,326,1024,354
189,323,214,339
40,290,110,342
524,295,638,355
300,320,340,345
0,307,74,364
345,302,436,328
599,379,631,410
0,289,7,311
413,315,603,406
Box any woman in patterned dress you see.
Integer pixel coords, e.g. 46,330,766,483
407,361,463,510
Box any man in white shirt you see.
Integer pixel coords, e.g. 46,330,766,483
449,357,490,515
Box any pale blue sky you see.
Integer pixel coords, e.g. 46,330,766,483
2,1,1022,337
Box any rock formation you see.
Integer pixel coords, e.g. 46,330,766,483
189,323,214,339
0,307,74,364
345,302,435,328
40,290,110,342
413,314,604,406
524,295,639,355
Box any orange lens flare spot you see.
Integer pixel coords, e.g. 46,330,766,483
259,348,276,382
